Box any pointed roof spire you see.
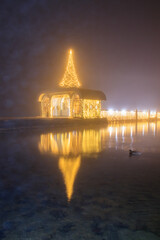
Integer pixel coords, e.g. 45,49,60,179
59,49,81,88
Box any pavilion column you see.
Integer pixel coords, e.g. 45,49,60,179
99,101,101,118
148,110,150,121
82,100,84,118
80,99,83,118
135,109,138,121
69,98,73,117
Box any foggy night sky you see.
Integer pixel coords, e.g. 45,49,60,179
0,0,160,117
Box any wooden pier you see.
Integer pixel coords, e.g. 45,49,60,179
0,117,108,131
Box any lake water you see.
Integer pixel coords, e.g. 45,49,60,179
0,122,160,240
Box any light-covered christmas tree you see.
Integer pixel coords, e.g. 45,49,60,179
59,49,81,88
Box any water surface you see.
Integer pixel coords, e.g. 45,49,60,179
0,122,160,239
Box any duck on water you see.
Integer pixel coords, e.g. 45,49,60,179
129,149,142,156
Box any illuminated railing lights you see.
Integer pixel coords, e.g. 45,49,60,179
121,109,126,116
101,109,159,121
108,109,114,115
130,111,135,114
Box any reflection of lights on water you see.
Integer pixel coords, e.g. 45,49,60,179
39,123,157,155
142,125,145,136
38,121,159,200
122,126,125,143
122,126,125,137
59,156,81,201
130,127,133,137
115,128,118,141
39,130,102,201
150,123,156,136
109,127,113,137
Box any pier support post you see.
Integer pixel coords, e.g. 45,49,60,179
136,109,138,122
156,111,157,121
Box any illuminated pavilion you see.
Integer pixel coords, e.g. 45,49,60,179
38,49,106,118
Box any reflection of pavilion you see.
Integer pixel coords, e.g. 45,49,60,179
39,130,102,157
38,122,159,200
39,129,102,201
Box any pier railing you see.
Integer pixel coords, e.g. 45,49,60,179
101,110,159,121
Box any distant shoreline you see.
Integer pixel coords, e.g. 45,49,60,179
0,117,108,131
0,117,159,132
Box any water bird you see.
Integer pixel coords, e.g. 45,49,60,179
129,149,141,156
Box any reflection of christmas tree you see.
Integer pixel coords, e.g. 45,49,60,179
59,49,81,88
59,156,81,201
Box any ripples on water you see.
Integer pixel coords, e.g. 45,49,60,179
0,122,160,239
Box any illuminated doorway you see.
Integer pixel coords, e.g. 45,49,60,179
51,95,70,117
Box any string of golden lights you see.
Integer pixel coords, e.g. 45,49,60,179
59,49,81,88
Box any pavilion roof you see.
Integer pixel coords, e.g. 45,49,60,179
38,87,106,101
